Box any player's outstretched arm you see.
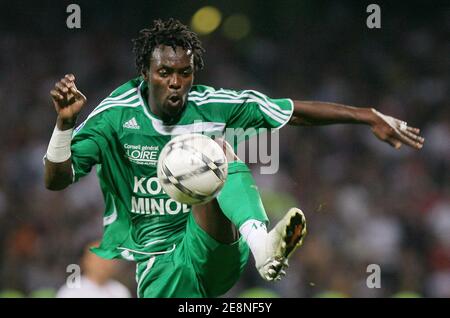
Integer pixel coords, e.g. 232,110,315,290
45,74,87,190
289,101,424,150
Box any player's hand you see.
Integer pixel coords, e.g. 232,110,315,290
370,109,424,150
50,74,87,130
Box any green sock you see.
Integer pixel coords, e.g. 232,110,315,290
216,161,269,229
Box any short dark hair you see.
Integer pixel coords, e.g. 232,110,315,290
132,18,205,76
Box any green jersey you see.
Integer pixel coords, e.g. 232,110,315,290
71,77,293,261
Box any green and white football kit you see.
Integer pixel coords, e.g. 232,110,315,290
70,77,294,297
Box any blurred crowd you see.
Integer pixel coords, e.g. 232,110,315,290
0,1,448,297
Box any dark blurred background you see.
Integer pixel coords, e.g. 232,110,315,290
0,0,448,298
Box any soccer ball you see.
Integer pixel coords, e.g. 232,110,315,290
157,133,228,205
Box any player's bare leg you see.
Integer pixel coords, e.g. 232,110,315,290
191,138,241,244
192,199,239,244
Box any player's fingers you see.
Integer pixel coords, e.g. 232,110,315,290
69,86,77,95
50,89,63,101
393,121,424,149
76,89,87,101
400,128,425,144
60,77,74,88
386,137,402,149
65,74,75,81
394,130,422,149
70,85,87,101
55,82,69,94
406,126,421,136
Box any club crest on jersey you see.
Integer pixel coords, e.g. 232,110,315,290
124,143,159,166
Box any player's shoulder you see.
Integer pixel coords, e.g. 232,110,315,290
189,84,241,95
189,84,215,95
188,85,241,104
91,77,143,116
74,77,143,133
108,76,142,98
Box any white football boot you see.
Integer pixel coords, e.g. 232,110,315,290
256,208,307,281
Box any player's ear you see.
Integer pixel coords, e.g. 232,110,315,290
142,70,148,81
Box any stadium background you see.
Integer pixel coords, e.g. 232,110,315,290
0,0,448,297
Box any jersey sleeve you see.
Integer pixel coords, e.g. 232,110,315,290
224,89,294,130
71,111,113,182
189,87,294,130
189,87,293,144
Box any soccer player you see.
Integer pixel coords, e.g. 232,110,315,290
44,19,424,297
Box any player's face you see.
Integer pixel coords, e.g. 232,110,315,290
146,45,194,122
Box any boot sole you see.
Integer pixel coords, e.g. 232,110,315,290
283,208,307,258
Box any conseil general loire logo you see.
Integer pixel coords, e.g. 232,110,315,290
124,143,160,166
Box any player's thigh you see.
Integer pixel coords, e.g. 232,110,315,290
137,254,204,298
191,197,239,244
138,214,249,298
180,213,250,297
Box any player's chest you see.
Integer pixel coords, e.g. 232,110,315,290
116,117,170,174
114,112,223,175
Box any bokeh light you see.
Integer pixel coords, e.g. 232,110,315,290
191,6,222,35
222,14,251,40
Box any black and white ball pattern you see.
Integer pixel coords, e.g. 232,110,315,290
157,134,228,205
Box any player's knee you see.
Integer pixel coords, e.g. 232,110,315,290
213,138,239,162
